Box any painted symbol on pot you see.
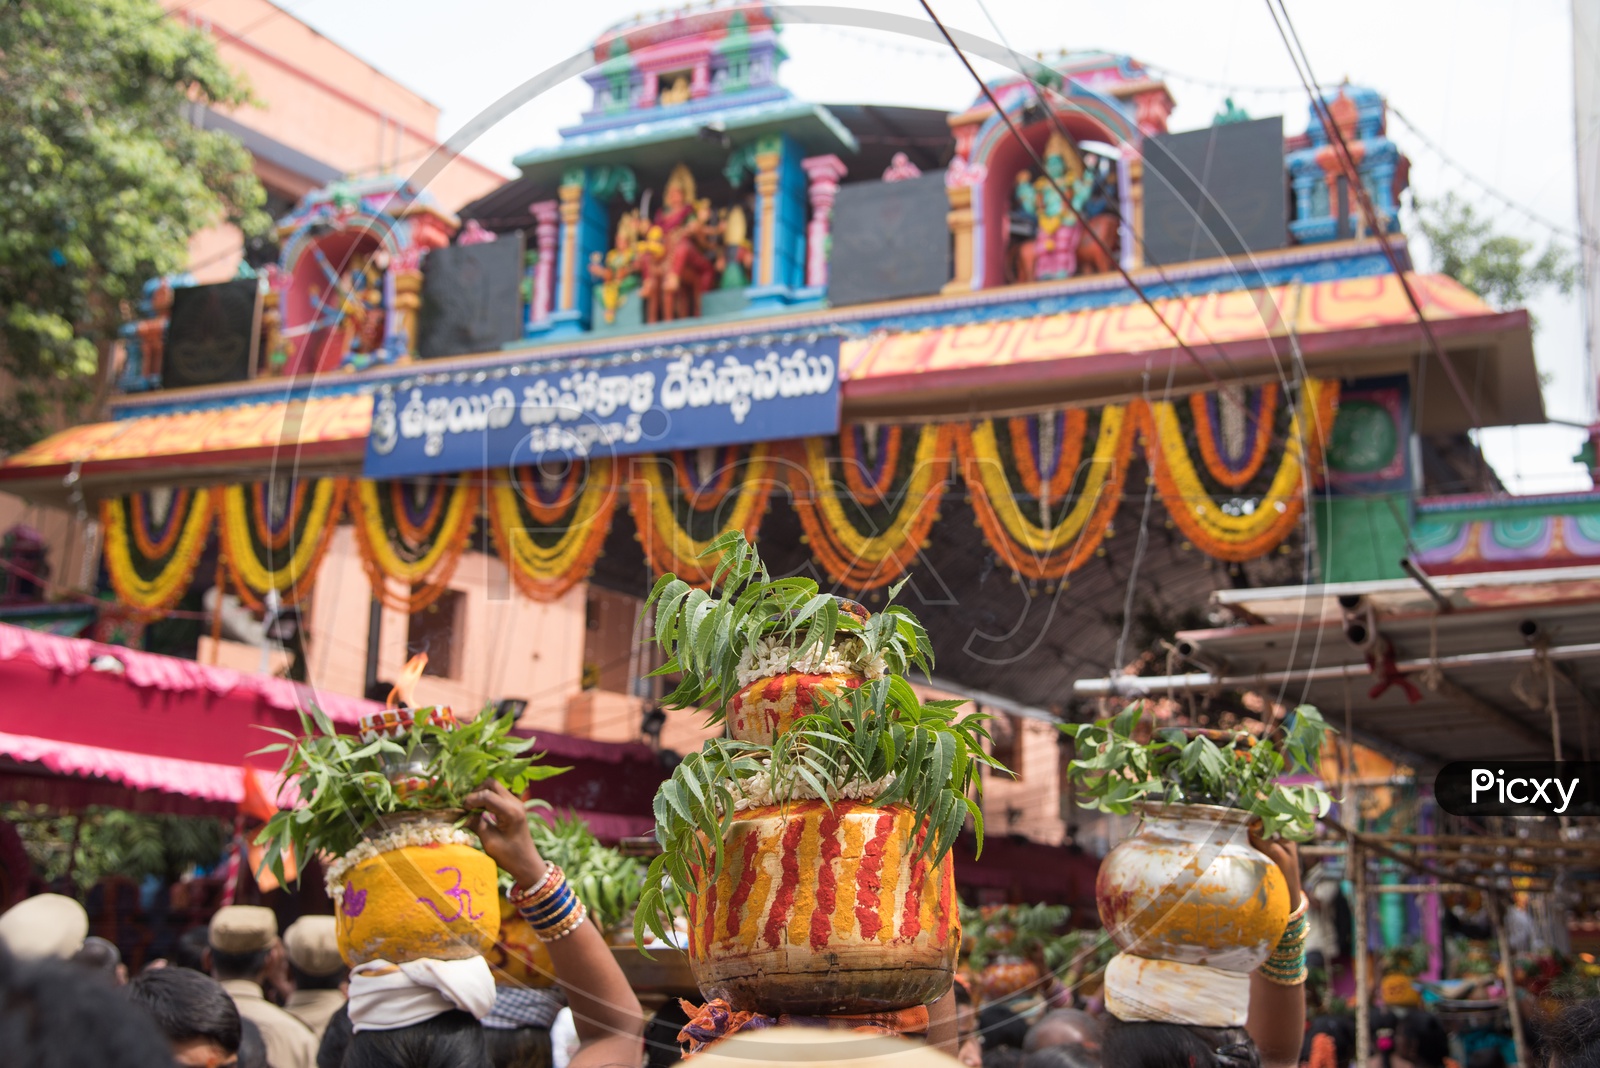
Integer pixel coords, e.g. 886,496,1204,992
416,865,485,923
342,884,368,919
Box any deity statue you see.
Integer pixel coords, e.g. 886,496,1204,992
589,210,645,325
713,203,752,289
1012,131,1094,282
639,164,716,323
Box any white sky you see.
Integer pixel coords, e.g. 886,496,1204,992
291,0,1588,494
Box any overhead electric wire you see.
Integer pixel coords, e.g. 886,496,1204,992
1263,0,1488,437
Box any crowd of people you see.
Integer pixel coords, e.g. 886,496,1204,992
2,787,1598,1068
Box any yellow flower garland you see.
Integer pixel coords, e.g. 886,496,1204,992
487,460,618,602
788,425,954,589
627,445,774,586
349,477,479,612
957,407,1134,580
1141,378,1339,561
101,490,214,617
218,479,347,608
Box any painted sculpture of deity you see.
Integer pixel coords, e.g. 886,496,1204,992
589,210,650,325
1012,131,1095,282
639,164,716,323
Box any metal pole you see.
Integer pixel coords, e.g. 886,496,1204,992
364,595,383,697
1489,893,1529,1068
1353,834,1370,1067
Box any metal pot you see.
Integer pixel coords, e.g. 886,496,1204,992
686,800,958,1014
1095,801,1290,972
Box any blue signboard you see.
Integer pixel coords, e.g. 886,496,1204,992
364,336,841,478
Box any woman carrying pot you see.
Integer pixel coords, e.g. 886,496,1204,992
1100,836,1308,1068
341,781,644,1068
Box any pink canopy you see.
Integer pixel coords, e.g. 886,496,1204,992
0,623,377,812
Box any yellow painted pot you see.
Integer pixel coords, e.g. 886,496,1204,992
686,800,958,1015
727,672,861,744
335,842,500,966
1095,802,1289,972
488,894,557,988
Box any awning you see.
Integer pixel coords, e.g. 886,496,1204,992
0,623,667,832
1072,566,1600,770
0,394,370,506
0,272,1535,504
841,273,1540,425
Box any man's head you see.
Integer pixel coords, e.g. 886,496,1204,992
1545,999,1600,1068
283,916,344,991
0,892,88,961
127,966,243,1068
208,906,279,982
74,935,127,984
1025,1010,1103,1055
0,950,172,1068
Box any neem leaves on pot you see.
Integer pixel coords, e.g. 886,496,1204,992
644,531,934,726
252,700,568,889
1060,702,1335,840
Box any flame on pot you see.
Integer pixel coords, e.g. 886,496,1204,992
388,653,428,710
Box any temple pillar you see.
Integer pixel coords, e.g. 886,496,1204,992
941,182,975,295
800,154,847,290
1120,146,1144,271
527,199,559,329
746,134,806,310
543,169,608,337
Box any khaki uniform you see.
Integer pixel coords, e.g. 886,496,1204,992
285,987,346,1041
222,979,319,1068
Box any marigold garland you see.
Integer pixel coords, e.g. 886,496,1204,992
101,489,214,617
839,424,904,505
487,459,619,602
627,444,775,586
1007,409,1088,505
1189,383,1280,490
218,478,347,609
957,407,1135,582
349,476,479,612
130,489,188,560
1141,377,1340,561
671,446,742,509
787,424,955,590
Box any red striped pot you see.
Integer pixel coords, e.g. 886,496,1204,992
727,672,862,744
686,800,958,1015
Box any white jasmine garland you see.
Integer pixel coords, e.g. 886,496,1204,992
720,767,898,813
324,823,478,900
735,635,888,687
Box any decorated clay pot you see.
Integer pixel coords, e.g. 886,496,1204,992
686,800,958,1015
727,672,862,744
1095,802,1289,972
980,955,1043,1002
334,822,499,967
356,706,459,799
487,894,556,988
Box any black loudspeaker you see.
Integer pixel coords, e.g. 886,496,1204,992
161,279,262,390
827,171,952,307
1141,117,1287,266
417,233,526,360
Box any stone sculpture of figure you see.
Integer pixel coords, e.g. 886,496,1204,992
589,210,644,325
640,164,715,323
714,203,752,289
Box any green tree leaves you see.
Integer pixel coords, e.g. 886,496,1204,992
1416,192,1577,320
0,0,268,448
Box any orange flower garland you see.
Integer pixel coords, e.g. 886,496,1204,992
349,476,480,613
101,489,214,618
487,459,619,602
957,407,1135,582
1141,378,1339,562
1188,383,1280,490
218,478,347,609
627,445,776,586
787,425,955,590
